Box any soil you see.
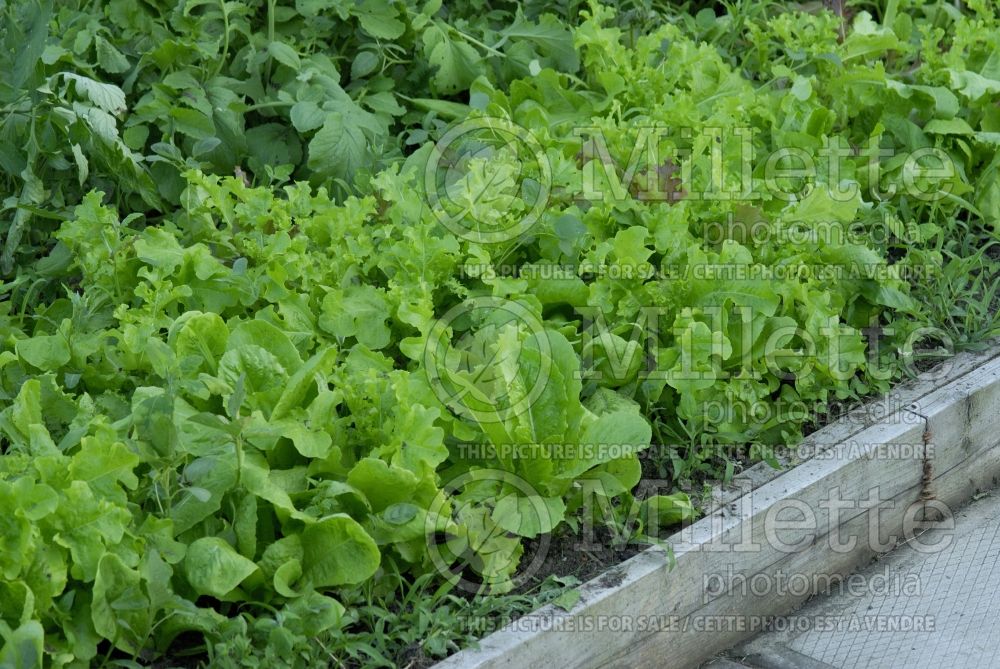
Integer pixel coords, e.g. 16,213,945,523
517,526,644,594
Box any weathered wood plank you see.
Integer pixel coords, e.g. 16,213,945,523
610,438,1000,668
905,356,1000,477
727,438,1000,666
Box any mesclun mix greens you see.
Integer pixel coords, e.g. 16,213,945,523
2,0,999,667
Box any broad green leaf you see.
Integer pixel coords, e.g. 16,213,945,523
308,112,370,182
70,143,89,186
301,515,380,587
239,458,310,522
579,456,643,497
424,27,481,94
11,0,50,90
92,554,151,653
273,559,304,597
6,379,42,445
60,72,126,113
558,410,651,480
0,620,44,669
271,346,338,420
640,493,694,532
267,41,301,69
170,107,215,139
259,535,303,582
389,404,448,475
355,0,405,39
95,36,130,73
68,434,140,501
134,227,186,272
228,319,303,371
290,101,326,133
924,118,975,136
351,51,380,79
184,537,258,598
278,421,333,458
948,69,1000,102
171,453,238,533
491,494,565,538
171,311,229,372
283,592,345,636
501,13,579,72
53,481,130,582
551,588,581,611
347,458,420,512
787,186,861,225
218,345,288,415
246,123,302,167
16,335,70,371
319,286,392,350
0,482,33,581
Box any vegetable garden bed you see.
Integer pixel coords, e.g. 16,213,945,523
4,1,1000,667
433,344,1000,669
